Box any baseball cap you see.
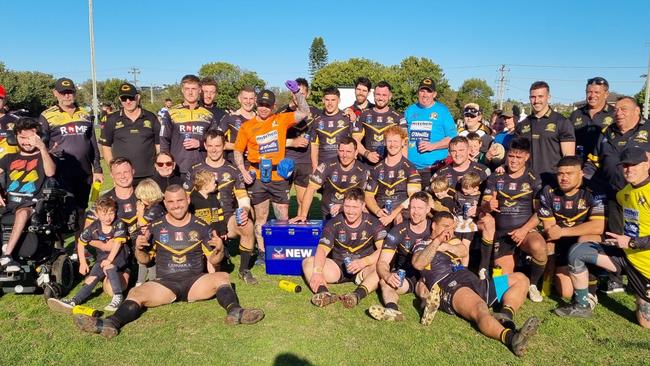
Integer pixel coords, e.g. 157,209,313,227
118,82,138,97
0,84,5,99
54,78,76,93
500,105,515,118
618,147,648,166
418,78,436,91
257,89,276,107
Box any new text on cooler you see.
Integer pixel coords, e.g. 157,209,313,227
262,220,323,275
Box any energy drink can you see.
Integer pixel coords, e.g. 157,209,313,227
235,207,245,226
397,269,406,287
385,200,393,213
89,180,102,203
249,170,256,182
303,133,311,141
260,158,272,183
462,202,471,219
72,305,100,317
344,256,352,272
279,280,302,293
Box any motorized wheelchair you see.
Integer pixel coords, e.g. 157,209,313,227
0,185,78,299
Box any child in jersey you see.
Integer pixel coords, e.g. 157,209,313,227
47,196,128,312
189,169,228,237
431,176,455,213
453,171,482,266
134,178,165,286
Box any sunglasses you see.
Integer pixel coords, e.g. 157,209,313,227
156,161,174,167
120,95,136,102
587,77,609,87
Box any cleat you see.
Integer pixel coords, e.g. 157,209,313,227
104,294,124,312
224,308,265,325
528,285,543,303
492,312,516,330
420,284,441,326
554,302,592,318
238,269,258,285
254,252,265,267
73,315,119,339
47,298,76,314
600,280,624,294
510,317,540,357
310,292,338,308
369,305,405,321
339,293,359,309
587,293,598,310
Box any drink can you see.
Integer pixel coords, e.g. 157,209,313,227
577,145,584,158
72,305,100,317
303,133,311,141
235,207,245,226
260,158,272,183
89,180,102,203
343,256,352,272
493,265,503,277
397,269,406,287
376,145,385,158
249,170,256,182
385,199,393,213
183,133,192,141
462,202,471,219
279,279,302,293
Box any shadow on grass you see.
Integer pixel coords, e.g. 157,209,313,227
273,353,314,366
597,293,637,324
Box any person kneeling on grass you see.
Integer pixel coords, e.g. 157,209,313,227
48,196,128,312
302,187,387,309
412,211,540,357
73,184,264,338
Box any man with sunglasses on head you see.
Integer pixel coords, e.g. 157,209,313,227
100,83,160,186
458,103,493,156
569,77,615,162
40,77,103,215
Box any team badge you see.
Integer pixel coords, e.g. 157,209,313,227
188,230,199,241
387,117,394,124
341,175,348,183
637,130,648,141
385,189,395,197
496,180,504,191
388,170,395,179
574,117,583,126
350,175,358,184
319,121,324,130
366,115,372,123
577,199,587,210
326,137,336,145
272,121,279,127
361,230,367,239
337,120,346,128
565,201,573,209
235,120,241,129
508,183,517,191
377,116,383,123
351,232,357,240
603,116,613,126
222,172,230,181
553,197,561,211
332,173,338,183
521,183,530,191
545,123,556,132
521,125,531,134
160,233,169,243
398,170,405,178
379,170,385,180
403,240,413,250
175,232,184,241
338,231,347,242
639,196,647,205
143,120,152,129
98,235,106,241
430,112,438,120
124,203,133,213
115,121,124,129
328,120,334,128
172,255,186,264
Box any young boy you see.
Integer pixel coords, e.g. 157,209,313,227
466,132,485,163
48,196,128,312
190,169,228,240
453,171,482,266
134,178,165,286
430,176,455,213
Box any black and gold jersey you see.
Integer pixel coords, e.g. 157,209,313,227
309,159,369,215
87,189,139,238
310,110,352,163
382,218,432,271
433,161,490,192
184,161,247,219
483,169,542,231
150,216,213,279
0,113,18,160
538,185,605,228
352,108,405,154
217,112,250,162
189,190,227,235
364,156,420,208
318,212,386,262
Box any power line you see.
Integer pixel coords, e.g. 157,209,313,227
128,67,140,87
496,65,509,110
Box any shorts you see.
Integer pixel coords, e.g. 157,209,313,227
95,248,130,270
493,230,517,259
594,244,650,303
248,179,290,205
153,273,206,302
455,231,477,243
552,236,579,267
421,269,508,315
62,175,92,210
291,162,312,188
1,196,36,214
333,257,364,285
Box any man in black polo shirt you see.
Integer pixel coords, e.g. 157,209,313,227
100,83,160,186
200,77,227,124
569,77,615,161
515,81,575,186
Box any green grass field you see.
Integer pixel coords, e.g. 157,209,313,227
1,169,649,365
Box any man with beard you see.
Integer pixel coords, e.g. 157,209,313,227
310,87,353,169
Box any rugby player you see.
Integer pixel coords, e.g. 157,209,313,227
310,87,352,169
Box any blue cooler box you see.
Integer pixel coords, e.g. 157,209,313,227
262,220,323,275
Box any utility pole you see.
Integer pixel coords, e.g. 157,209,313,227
644,45,650,120
128,67,140,87
496,64,509,110
150,85,154,104
88,0,99,125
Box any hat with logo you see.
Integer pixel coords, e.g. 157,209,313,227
118,82,138,97
418,77,436,91
54,78,76,93
500,105,515,118
257,89,276,106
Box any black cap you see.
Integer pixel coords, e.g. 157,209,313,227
618,147,648,166
418,77,436,91
257,89,276,107
54,78,76,93
118,82,138,97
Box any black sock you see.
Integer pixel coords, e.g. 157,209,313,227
106,267,123,295
529,258,547,286
479,238,493,271
216,285,241,314
385,302,399,311
239,249,252,272
588,273,598,295
72,277,100,304
106,300,142,329
316,285,328,294
500,305,515,320
500,328,514,346
353,285,368,301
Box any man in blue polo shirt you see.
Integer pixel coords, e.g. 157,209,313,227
405,78,457,188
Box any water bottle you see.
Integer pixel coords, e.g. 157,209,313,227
72,305,100,317
279,280,302,293
260,158,272,183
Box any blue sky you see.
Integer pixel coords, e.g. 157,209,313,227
3,0,649,104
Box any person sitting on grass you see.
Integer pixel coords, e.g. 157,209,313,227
134,178,166,286
72,184,264,338
302,187,387,309
412,211,540,357
48,196,128,312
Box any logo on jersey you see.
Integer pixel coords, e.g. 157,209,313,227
179,123,205,135
172,255,186,264
545,123,556,132
174,232,184,241
59,124,89,136
188,230,199,241
409,121,432,142
256,130,279,155
338,231,347,243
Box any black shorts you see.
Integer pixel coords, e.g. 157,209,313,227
597,244,650,303
421,269,500,315
95,248,130,270
248,179,290,205
153,273,206,302
552,237,579,267
1,196,36,214
493,230,517,259
291,162,312,188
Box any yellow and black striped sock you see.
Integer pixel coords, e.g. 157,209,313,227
353,285,369,300
500,328,514,346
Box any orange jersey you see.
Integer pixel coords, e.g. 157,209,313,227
234,112,295,181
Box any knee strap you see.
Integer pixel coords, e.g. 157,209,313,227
568,242,600,274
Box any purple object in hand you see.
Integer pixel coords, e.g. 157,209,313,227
285,80,300,93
